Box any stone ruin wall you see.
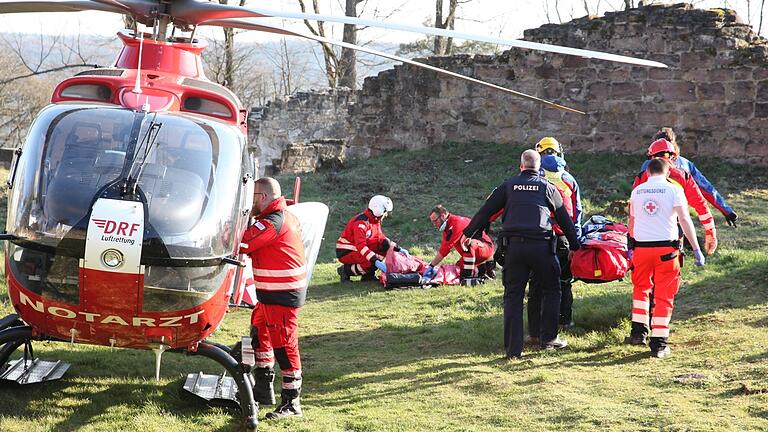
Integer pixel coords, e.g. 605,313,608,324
250,3,768,173
249,89,353,174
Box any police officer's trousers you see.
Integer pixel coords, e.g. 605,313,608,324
528,235,573,336
502,237,561,358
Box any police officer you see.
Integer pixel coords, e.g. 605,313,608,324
462,150,580,358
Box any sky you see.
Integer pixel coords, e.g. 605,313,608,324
0,0,766,45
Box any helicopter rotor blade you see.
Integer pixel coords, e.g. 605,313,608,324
90,0,132,13
201,18,585,115
0,0,122,14
0,0,159,21
175,0,666,69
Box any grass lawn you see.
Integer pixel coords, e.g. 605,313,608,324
0,142,767,431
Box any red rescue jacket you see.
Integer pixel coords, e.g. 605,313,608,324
240,197,307,308
439,214,493,257
336,209,390,263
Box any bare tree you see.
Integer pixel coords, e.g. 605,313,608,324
202,38,270,109
0,32,97,85
433,0,471,55
297,0,340,87
258,38,315,98
543,0,564,24
217,0,250,89
583,0,602,15
0,33,100,148
339,0,365,89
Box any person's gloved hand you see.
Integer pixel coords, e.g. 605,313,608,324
374,260,387,273
399,247,410,256
422,265,437,280
693,249,706,267
627,248,634,262
726,211,738,227
704,228,718,255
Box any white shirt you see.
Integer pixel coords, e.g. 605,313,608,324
630,174,688,242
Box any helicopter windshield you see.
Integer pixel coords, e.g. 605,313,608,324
7,104,245,261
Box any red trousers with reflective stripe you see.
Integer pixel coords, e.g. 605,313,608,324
339,251,376,274
630,246,680,338
251,303,301,373
455,240,494,275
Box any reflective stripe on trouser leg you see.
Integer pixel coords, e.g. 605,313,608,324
267,304,302,391
343,264,364,276
631,299,650,326
649,251,680,339
339,252,374,274
281,369,302,390
631,246,679,337
459,245,477,278
251,304,276,368
254,348,275,368
630,249,656,328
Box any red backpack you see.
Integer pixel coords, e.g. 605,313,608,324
570,218,630,283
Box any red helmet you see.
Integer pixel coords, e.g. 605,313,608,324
647,139,677,157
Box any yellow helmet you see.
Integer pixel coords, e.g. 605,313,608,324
535,137,563,156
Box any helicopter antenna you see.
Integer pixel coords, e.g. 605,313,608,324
132,29,144,95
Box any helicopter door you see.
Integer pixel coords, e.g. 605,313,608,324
81,198,145,316
285,202,329,284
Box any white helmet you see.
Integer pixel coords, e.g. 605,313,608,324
368,195,393,217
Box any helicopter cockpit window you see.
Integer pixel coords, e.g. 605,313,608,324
7,105,134,246
134,114,243,260
7,104,246,263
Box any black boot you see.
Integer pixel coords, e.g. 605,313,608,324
266,389,302,420
484,261,497,280
337,265,350,282
252,367,276,405
360,271,377,281
649,336,670,357
460,268,473,280
624,322,649,345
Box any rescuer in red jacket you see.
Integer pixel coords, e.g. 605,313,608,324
634,139,718,255
336,195,408,281
422,205,495,282
649,127,738,226
240,177,307,420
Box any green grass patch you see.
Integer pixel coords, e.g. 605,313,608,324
1,143,767,431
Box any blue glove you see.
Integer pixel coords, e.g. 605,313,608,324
627,249,633,261
422,265,437,280
399,247,410,256
374,260,387,273
693,249,706,267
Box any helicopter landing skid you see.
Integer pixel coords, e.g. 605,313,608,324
0,323,71,385
185,342,259,431
183,371,239,407
0,358,70,384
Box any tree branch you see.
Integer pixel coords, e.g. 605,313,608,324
0,63,98,85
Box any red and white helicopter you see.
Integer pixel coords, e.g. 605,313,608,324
0,0,665,430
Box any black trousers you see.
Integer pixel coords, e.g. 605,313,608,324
502,238,562,358
528,236,573,336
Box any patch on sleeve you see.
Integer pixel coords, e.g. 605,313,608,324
255,221,266,231
357,223,366,230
